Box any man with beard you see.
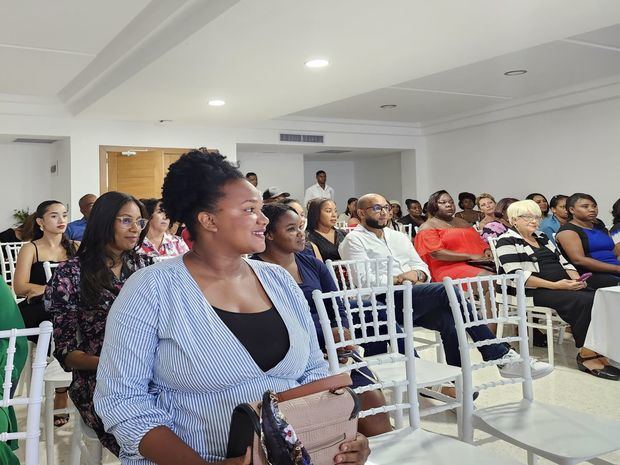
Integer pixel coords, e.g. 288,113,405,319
338,193,553,380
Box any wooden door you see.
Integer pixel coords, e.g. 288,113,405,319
107,151,164,200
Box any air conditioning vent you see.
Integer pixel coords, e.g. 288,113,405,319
13,138,58,144
315,150,351,154
279,133,324,143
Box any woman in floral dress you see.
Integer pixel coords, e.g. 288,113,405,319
44,191,150,455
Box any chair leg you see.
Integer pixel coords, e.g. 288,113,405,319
434,331,446,364
527,313,534,349
557,324,566,344
527,450,538,464
44,381,55,465
69,414,82,465
392,385,405,429
545,313,554,366
454,375,464,441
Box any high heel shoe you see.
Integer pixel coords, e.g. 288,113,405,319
576,353,620,380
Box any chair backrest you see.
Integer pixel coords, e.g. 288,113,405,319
0,321,53,465
152,254,177,263
42,261,60,282
325,256,394,291
486,236,501,270
401,223,412,239
442,272,534,403
1,242,25,288
312,281,419,428
335,221,349,229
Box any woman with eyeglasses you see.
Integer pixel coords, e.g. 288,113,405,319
13,200,78,427
139,198,189,259
307,198,348,262
415,191,494,281
496,200,618,380
93,151,370,464
44,191,150,455
556,193,620,290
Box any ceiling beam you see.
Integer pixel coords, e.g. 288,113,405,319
59,0,240,115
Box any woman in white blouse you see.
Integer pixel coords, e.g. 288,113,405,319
94,150,370,465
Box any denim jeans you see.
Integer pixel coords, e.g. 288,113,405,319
390,283,509,367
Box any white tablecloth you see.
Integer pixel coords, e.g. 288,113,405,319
584,286,620,362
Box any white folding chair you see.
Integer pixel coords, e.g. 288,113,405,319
487,237,568,365
42,261,102,465
312,279,462,434
444,272,620,465
314,282,522,465
401,223,413,240
151,254,177,263
335,221,349,229
326,257,446,363
2,242,26,302
0,321,53,465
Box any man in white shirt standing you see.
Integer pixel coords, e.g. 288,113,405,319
338,193,553,380
304,170,335,207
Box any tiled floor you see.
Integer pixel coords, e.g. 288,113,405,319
14,332,620,464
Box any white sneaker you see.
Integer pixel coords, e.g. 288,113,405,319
497,349,554,380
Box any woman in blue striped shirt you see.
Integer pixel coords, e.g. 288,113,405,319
94,151,370,465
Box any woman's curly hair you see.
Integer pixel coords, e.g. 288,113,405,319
161,150,244,238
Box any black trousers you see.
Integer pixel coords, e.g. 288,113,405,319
530,288,595,348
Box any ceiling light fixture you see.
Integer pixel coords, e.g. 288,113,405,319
503,69,527,76
380,104,397,109
208,99,226,106
305,58,329,69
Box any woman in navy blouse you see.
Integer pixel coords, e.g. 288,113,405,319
94,151,370,465
252,203,392,437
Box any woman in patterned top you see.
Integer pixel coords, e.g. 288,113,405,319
139,198,189,259
44,191,150,455
481,197,518,243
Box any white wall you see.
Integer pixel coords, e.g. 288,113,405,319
354,153,403,204
0,143,55,228
424,96,620,224
237,152,305,201
303,159,355,210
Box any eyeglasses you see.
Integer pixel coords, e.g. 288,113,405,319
116,217,148,230
365,204,392,213
518,215,542,223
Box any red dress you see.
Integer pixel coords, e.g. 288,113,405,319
414,227,488,282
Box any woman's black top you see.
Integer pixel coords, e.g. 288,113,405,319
212,306,289,372
531,245,570,282
307,228,347,262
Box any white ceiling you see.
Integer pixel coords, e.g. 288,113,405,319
2,1,620,126
0,0,149,96
291,30,620,123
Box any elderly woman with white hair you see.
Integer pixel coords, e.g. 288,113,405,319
495,200,619,381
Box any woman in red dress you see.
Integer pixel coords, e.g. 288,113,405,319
415,190,496,329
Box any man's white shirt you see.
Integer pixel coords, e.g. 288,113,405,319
303,183,335,207
338,224,431,286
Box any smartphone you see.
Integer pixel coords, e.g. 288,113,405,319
577,272,593,282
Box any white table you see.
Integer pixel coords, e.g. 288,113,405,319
584,286,620,362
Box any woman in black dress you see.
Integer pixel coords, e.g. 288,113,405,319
496,200,619,381
306,198,347,262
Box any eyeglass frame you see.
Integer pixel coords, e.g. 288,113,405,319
364,204,392,214
116,216,149,230
517,214,542,223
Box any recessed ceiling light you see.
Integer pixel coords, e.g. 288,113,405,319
380,104,397,109
305,58,329,69
504,69,527,76
208,99,226,106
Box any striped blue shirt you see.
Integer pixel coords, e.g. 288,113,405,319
94,256,329,464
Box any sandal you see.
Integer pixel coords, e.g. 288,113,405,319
54,413,70,427
576,353,620,381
